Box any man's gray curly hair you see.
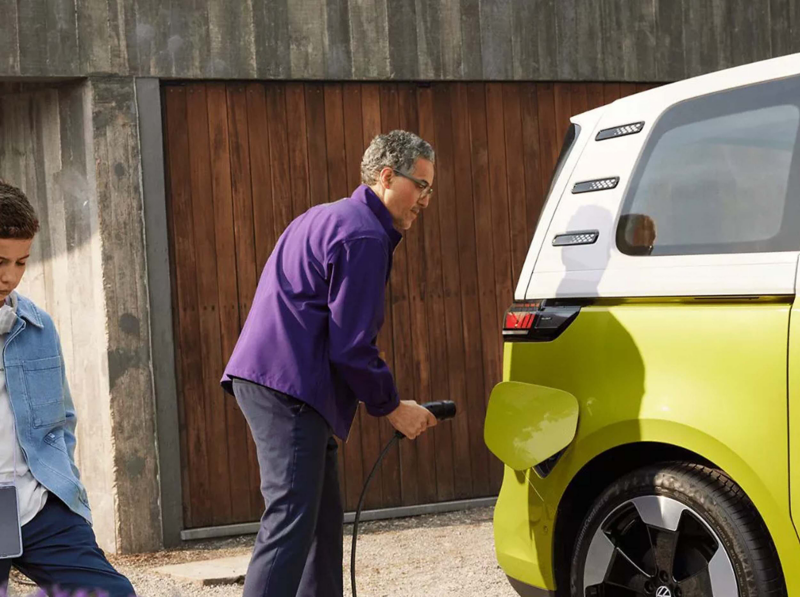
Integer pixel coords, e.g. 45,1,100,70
361,130,435,185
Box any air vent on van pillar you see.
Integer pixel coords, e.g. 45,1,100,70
596,121,645,141
552,231,599,246
572,177,619,194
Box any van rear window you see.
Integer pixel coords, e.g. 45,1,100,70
618,77,800,257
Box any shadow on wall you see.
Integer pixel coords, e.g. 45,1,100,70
0,80,95,270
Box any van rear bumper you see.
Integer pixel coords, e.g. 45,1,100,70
507,576,556,597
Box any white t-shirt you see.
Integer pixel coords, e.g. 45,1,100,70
0,333,48,526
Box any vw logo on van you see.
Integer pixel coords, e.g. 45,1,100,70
656,587,672,597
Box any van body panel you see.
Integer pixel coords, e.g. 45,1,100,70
495,53,800,596
786,292,800,544
493,301,800,593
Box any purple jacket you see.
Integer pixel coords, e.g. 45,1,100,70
221,185,402,439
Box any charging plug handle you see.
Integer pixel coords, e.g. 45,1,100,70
422,400,457,421
393,401,457,439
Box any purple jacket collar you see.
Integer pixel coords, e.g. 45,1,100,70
351,184,403,249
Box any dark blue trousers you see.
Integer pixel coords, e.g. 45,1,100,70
0,497,134,596
232,379,343,597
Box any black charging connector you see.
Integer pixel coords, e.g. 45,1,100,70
393,401,458,439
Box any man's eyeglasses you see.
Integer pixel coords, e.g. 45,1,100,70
392,169,433,198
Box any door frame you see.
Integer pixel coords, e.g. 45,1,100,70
136,78,185,547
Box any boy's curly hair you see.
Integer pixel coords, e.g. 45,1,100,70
0,180,39,239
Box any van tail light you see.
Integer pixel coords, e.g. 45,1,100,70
502,300,582,342
503,302,541,338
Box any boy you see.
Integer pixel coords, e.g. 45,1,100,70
0,181,134,596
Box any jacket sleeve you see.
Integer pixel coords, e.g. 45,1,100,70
57,333,81,481
328,238,400,417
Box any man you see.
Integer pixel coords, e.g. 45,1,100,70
222,130,438,596
0,181,135,596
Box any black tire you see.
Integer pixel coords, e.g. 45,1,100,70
569,462,786,597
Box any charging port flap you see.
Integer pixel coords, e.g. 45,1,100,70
484,381,579,471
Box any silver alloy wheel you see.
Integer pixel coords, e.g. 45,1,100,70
582,495,738,596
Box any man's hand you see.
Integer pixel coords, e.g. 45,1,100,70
386,400,437,439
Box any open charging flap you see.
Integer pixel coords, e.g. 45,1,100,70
484,381,579,471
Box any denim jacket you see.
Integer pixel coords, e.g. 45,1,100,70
2,292,91,523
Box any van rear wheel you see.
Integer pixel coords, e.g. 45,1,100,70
569,463,785,597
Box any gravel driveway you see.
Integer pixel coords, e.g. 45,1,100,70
8,507,519,596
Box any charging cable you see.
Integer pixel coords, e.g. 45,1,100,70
350,401,457,597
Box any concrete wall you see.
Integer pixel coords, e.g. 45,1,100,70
1,0,799,81
91,77,161,553
0,80,160,553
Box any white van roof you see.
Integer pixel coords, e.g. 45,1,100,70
517,52,800,301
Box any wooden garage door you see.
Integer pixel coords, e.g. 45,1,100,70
163,81,651,529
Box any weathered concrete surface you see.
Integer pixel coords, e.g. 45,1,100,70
153,555,249,586
90,77,161,553
0,79,161,553
1,0,798,81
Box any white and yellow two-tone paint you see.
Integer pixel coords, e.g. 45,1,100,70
486,53,800,597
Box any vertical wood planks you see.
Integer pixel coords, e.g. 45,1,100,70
265,84,293,255
468,83,503,492
285,83,311,218
416,85,456,502
536,84,560,199
185,84,233,526
205,84,258,519
431,84,472,499
164,86,211,527
519,84,544,241
305,83,330,206
226,84,262,522
501,84,529,298
451,82,491,495
245,84,275,275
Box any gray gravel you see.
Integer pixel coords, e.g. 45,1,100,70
8,507,519,596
